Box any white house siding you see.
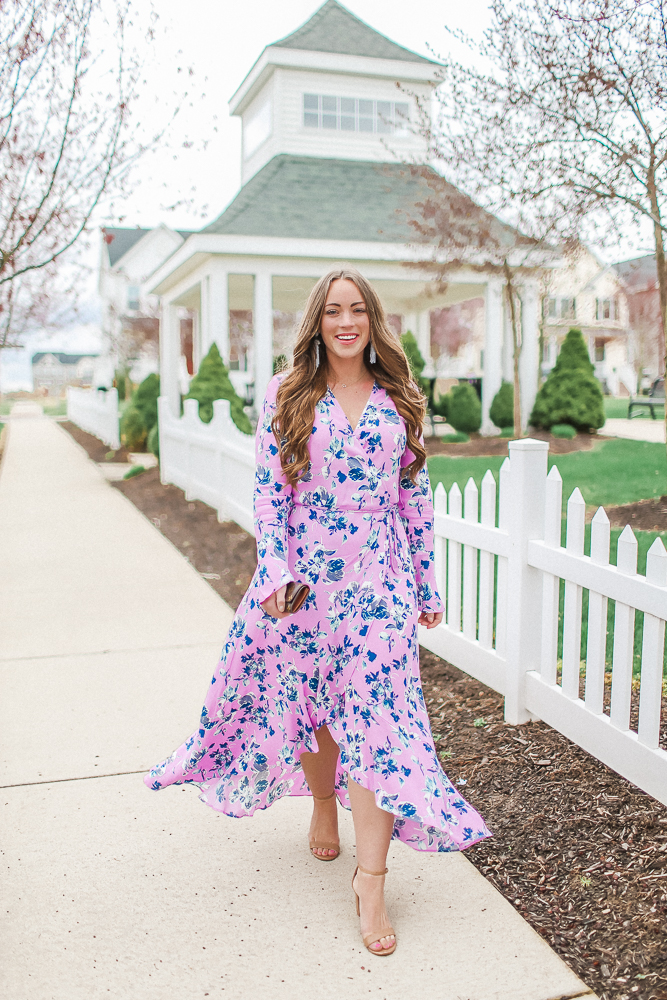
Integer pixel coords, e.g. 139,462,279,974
240,63,431,183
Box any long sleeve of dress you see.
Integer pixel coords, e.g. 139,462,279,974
253,375,295,605
398,443,444,614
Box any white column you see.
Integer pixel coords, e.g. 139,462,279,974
416,309,432,365
253,270,273,410
207,265,230,363
519,281,540,431
404,312,418,338
159,300,181,417
481,277,504,435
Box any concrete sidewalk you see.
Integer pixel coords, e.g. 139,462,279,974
0,411,597,1000
599,416,665,443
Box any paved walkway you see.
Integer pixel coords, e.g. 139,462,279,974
599,417,665,443
0,408,597,1000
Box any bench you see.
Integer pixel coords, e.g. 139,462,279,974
628,377,665,419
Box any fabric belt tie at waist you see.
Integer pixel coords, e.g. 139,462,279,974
291,502,403,579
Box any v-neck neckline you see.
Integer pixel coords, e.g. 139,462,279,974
327,380,378,433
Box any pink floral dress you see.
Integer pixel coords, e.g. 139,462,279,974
145,376,491,852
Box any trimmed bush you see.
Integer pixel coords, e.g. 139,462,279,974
489,381,514,430
184,342,252,434
432,393,450,419
123,464,146,479
551,423,577,439
530,328,605,432
273,354,288,374
120,405,148,450
114,369,128,401
147,422,159,459
443,431,470,443
500,426,514,437
400,331,430,397
448,381,482,433
120,373,160,450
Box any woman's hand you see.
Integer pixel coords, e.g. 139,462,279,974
261,585,291,620
418,611,443,630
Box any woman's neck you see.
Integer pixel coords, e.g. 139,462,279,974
326,356,370,387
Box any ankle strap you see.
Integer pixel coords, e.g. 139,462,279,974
357,864,388,877
312,790,336,801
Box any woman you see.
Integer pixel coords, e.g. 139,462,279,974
145,267,491,957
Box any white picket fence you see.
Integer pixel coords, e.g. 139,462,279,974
66,387,120,450
158,396,255,535
157,401,667,806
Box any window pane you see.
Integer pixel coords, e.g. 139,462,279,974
304,112,319,128
376,119,392,133
376,100,391,116
340,116,356,131
303,94,319,110
322,95,337,112
340,97,355,114
358,99,374,115
322,114,337,129
547,298,557,318
603,300,611,319
394,102,409,120
359,116,374,132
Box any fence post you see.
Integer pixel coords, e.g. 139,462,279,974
504,438,549,724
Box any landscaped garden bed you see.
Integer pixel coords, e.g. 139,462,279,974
63,421,667,1000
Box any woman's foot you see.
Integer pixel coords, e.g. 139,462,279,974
352,868,396,953
308,791,340,860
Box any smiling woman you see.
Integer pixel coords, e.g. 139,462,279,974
144,267,491,959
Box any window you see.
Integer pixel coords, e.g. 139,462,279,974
545,297,576,320
595,297,619,322
127,285,140,311
303,94,409,135
594,338,606,362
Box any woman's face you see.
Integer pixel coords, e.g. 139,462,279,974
320,278,370,364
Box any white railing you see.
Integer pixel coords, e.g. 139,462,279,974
66,387,120,450
157,395,255,535
156,408,667,806
419,438,667,807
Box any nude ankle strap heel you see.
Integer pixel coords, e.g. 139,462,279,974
308,790,340,862
352,865,397,957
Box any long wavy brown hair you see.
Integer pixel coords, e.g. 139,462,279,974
272,267,427,487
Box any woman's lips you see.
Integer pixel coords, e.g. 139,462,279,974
336,334,359,342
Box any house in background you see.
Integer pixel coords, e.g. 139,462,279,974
32,353,99,396
99,224,193,388
613,253,664,389
541,248,636,396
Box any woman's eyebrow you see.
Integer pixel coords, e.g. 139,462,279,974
325,300,365,307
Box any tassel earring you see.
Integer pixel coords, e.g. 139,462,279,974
369,340,377,364
315,337,320,368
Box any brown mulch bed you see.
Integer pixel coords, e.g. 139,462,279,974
605,495,667,534
425,429,597,458
111,467,256,607
61,421,667,999
60,420,132,463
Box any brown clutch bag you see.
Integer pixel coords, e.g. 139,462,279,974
283,581,310,614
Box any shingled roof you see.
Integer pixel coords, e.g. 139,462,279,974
102,227,194,267
202,155,437,243
273,0,435,65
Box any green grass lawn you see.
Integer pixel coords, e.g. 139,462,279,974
428,438,667,510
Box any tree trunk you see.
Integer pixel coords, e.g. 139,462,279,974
647,168,667,465
504,260,523,437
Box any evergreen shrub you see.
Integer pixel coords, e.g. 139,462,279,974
120,373,160,450
551,423,577,439
184,343,252,434
273,354,288,374
432,393,450,419
530,328,605,431
490,381,514,430
443,431,470,443
448,382,482,433
400,331,430,397
123,464,146,479
147,422,159,458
